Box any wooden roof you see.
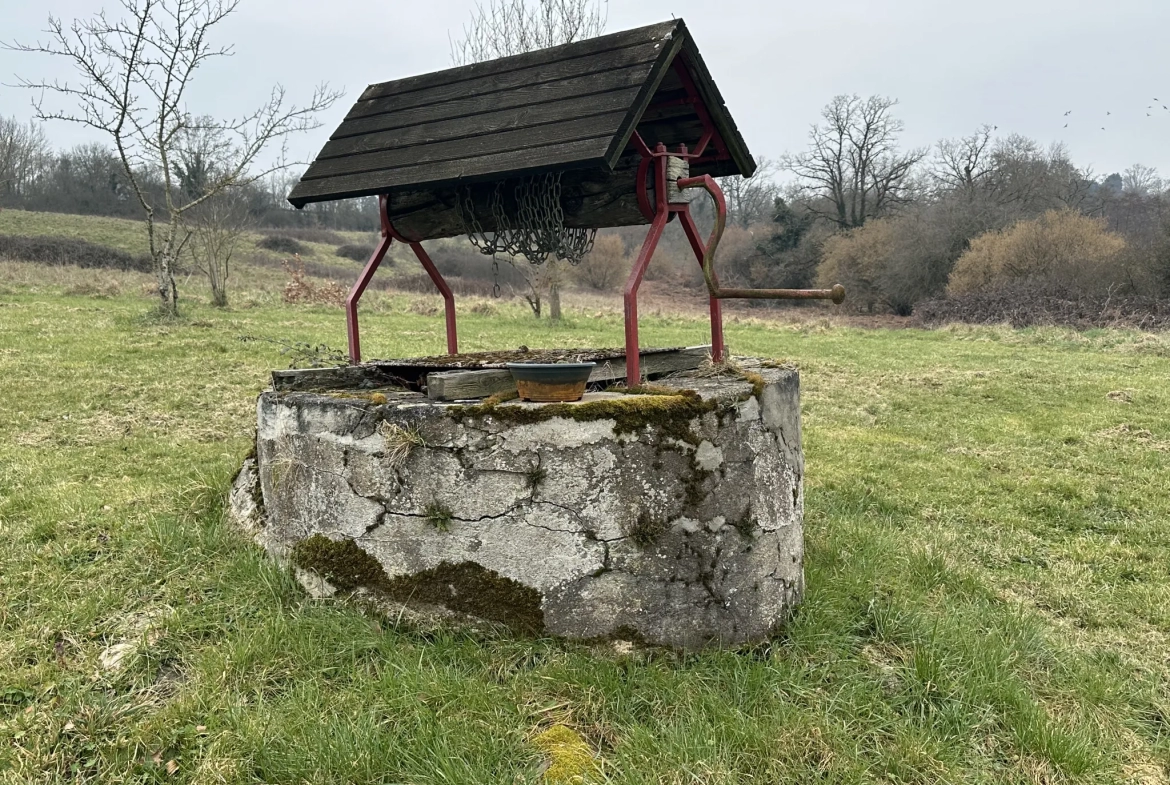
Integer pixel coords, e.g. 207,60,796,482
287,19,755,208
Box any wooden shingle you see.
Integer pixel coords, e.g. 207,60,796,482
288,19,755,240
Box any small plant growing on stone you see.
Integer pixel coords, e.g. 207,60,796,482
629,511,667,547
377,421,425,469
525,459,546,493
424,500,454,532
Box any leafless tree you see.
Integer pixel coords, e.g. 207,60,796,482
450,0,606,319
781,94,926,229
933,125,995,192
451,0,606,65
718,157,780,228
7,0,341,316
1122,164,1163,197
186,188,251,307
0,117,50,204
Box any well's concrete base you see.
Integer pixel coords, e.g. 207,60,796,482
231,365,805,650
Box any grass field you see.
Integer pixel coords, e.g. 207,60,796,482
2,280,1170,783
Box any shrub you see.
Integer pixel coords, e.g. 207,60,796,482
264,227,347,245
948,211,1127,295
281,257,347,306
0,234,152,272
916,282,1170,330
335,243,377,262
259,234,308,255
575,233,627,291
817,215,958,316
392,273,497,298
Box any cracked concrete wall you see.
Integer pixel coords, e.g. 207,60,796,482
233,367,805,650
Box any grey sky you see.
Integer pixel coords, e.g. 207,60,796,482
3,0,1168,184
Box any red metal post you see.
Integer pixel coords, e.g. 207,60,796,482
624,146,671,384
345,195,395,364
623,211,669,386
407,241,459,355
346,194,460,364
678,211,725,362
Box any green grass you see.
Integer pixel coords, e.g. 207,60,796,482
2,288,1170,783
0,208,382,272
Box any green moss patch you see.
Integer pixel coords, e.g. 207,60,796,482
450,388,719,445
292,534,389,592
292,535,544,634
382,561,545,635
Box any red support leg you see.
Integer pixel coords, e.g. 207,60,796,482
623,211,669,386
408,241,459,355
346,233,393,364
678,211,725,363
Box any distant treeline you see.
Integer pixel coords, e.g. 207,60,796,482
0,117,378,230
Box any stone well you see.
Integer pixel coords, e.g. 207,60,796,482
231,364,806,650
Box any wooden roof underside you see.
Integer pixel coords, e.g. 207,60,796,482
287,19,755,208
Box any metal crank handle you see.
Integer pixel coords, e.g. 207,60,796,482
675,174,846,305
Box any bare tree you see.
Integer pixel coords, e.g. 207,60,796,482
933,125,995,192
186,188,251,307
0,117,50,204
1122,164,1163,197
781,94,926,229
718,157,780,228
450,0,606,319
7,0,340,316
451,0,606,65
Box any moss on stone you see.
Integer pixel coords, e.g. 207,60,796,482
682,467,712,511
292,536,545,634
629,511,668,547
292,534,389,592
742,371,766,399
449,387,717,445
382,561,545,635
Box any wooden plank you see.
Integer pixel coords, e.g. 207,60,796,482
589,345,710,385
319,88,641,161
355,21,676,103
271,365,416,393
334,64,654,141
425,346,711,401
382,154,646,241
299,112,627,182
348,45,662,122
426,369,516,401
603,29,685,168
288,137,612,204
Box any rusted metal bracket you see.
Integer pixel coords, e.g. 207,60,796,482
675,174,846,305
623,130,846,384
345,194,459,364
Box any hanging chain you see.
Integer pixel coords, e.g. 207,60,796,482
491,255,501,298
454,172,597,267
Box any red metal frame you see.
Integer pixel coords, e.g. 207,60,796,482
345,58,843,379
345,195,458,363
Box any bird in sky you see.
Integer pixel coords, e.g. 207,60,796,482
1064,123,1068,128
1106,111,1111,115
1064,110,1072,116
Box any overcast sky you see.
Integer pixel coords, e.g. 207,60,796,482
3,0,1168,183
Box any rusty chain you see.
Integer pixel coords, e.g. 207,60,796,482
455,172,597,271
